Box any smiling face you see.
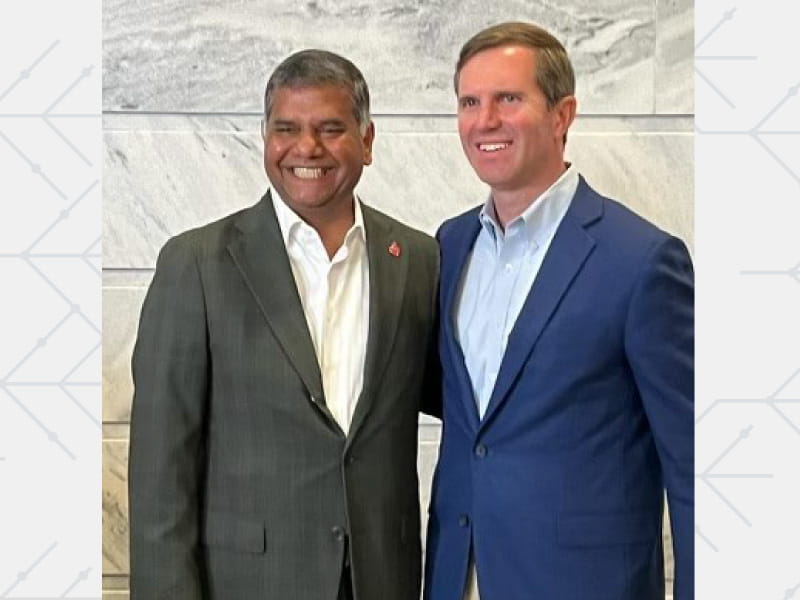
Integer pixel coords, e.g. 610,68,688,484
263,84,374,221
456,45,575,203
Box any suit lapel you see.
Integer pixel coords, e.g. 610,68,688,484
441,211,483,432
480,179,602,429
346,205,409,444
226,193,329,419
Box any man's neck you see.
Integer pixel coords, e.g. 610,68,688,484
491,164,568,231
299,200,356,259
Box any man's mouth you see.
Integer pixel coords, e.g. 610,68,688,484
290,167,331,179
477,142,511,153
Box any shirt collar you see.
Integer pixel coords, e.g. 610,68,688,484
478,163,579,245
271,188,366,247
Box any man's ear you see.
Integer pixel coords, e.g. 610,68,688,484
363,121,375,166
553,95,577,144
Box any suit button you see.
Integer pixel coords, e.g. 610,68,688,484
458,514,469,528
474,443,487,458
345,454,356,465
331,526,346,541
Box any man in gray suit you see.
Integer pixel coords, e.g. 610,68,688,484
128,49,439,600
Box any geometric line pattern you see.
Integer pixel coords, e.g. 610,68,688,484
696,425,772,528
697,367,800,437
0,541,58,597
0,3,101,597
695,8,800,565
697,8,800,189
741,260,800,286
696,2,800,597
0,54,100,456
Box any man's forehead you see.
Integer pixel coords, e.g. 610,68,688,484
272,82,351,99
464,44,537,69
269,84,354,114
458,47,538,93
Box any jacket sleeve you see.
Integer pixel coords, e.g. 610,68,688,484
624,235,694,600
128,233,209,599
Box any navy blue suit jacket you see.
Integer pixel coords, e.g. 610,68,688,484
424,177,694,600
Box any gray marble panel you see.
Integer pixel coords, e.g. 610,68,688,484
103,439,129,576
103,0,658,114
655,0,694,113
103,273,151,423
565,131,694,247
103,121,266,269
104,113,694,134
104,119,693,268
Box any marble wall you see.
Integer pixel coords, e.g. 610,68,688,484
102,1,692,597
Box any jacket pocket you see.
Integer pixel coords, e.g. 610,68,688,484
557,509,659,547
201,511,266,554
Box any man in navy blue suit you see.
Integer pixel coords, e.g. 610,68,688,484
424,22,693,600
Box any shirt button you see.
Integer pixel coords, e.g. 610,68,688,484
458,514,470,528
504,263,513,273
474,444,488,458
331,526,346,541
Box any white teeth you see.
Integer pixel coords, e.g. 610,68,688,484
292,167,326,179
479,143,509,152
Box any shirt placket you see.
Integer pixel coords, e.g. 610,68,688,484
321,243,352,432
481,228,524,415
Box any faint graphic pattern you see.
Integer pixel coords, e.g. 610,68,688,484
695,8,800,590
0,19,101,599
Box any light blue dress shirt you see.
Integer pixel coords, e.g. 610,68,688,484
455,165,579,418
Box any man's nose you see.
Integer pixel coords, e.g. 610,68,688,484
295,130,324,157
476,102,501,130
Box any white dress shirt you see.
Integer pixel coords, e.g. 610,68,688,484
272,191,370,434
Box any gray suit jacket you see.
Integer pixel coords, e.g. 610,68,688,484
128,193,439,599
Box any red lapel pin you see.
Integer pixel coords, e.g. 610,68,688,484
388,241,401,257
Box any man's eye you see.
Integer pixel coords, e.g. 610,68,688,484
320,126,345,135
272,125,295,133
459,97,478,108
500,93,519,103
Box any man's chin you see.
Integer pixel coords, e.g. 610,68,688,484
466,160,510,185
473,171,512,189
290,197,329,211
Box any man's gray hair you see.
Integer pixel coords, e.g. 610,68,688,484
264,49,371,133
